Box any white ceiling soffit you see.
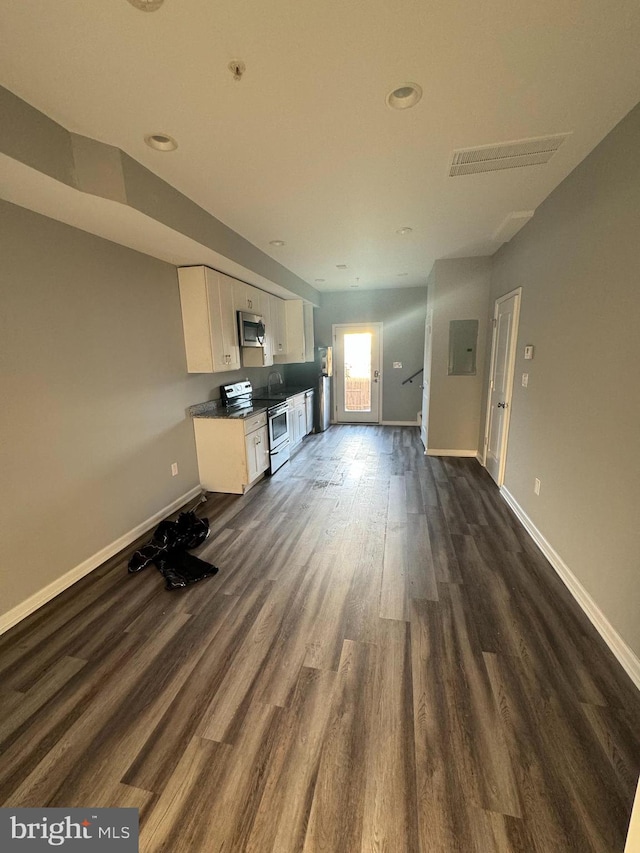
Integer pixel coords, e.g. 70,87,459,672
449,134,572,177
492,210,535,244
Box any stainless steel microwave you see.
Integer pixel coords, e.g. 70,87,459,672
238,311,266,348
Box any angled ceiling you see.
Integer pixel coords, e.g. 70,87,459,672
1,0,639,292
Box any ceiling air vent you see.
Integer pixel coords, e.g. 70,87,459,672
449,133,571,177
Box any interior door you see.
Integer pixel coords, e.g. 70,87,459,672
420,310,433,451
484,289,521,485
333,324,382,424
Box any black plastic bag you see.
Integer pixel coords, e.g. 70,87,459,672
128,511,210,573
127,510,218,589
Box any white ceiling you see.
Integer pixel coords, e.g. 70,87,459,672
1,0,640,292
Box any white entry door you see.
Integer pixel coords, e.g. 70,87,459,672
420,310,433,451
484,289,521,485
333,323,382,423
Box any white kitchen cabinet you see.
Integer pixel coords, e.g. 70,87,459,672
274,300,315,364
193,411,269,494
270,294,287,357
178,266,240,373
234,280,262,314
305,389,315,435
245,423,270,483
290,393,307,449
303,302,315,362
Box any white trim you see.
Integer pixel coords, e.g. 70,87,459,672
382,420,419,426
501,487,640,692
0,485,203,637
427,448,478,457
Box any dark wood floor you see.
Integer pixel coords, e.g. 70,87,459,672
1,425,639,852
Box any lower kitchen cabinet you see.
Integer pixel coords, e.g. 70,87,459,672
193,411,269,494
245,422,270,483
290,393,307,450
305,389,314,434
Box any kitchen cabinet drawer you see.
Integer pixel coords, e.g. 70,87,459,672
244,411,267,433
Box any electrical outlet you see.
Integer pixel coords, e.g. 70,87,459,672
522,373,529,387
171,462,179,477
534,477,541,495
393,361,402,369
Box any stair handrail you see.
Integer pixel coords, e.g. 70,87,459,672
401,367,424,386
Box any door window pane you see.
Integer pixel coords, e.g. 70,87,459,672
344,333,371,412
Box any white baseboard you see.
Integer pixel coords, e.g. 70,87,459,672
381,420,419,426
427,448,479,457
501,487,640,692
0,485,203,638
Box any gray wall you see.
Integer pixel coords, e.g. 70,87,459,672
427,258,492,452
487,102,640,660
0,200,272,620
308,287,428,423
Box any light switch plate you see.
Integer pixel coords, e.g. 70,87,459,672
522,373,529,387
524,345,534,360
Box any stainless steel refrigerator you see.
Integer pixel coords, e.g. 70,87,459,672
316,347,332,432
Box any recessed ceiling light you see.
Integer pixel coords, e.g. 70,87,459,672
144,132,177,151
397,273,409,277
336,264,348,269
126,0,164,10
269,240,285,247
386,83,422,110
396,227,413,235
314,278,325,283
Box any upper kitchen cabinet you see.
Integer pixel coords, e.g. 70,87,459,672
274,300,315,364
303,301,314,361
240,290,275,368
234,280,262,314
178,266,240,373
270,295,286,357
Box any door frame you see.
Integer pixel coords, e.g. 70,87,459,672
332,322,383,424
482,287,521,485
420,309,433,453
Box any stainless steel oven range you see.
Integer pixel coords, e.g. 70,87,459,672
266,400,290,474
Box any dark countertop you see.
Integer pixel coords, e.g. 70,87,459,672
189,385,314,420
